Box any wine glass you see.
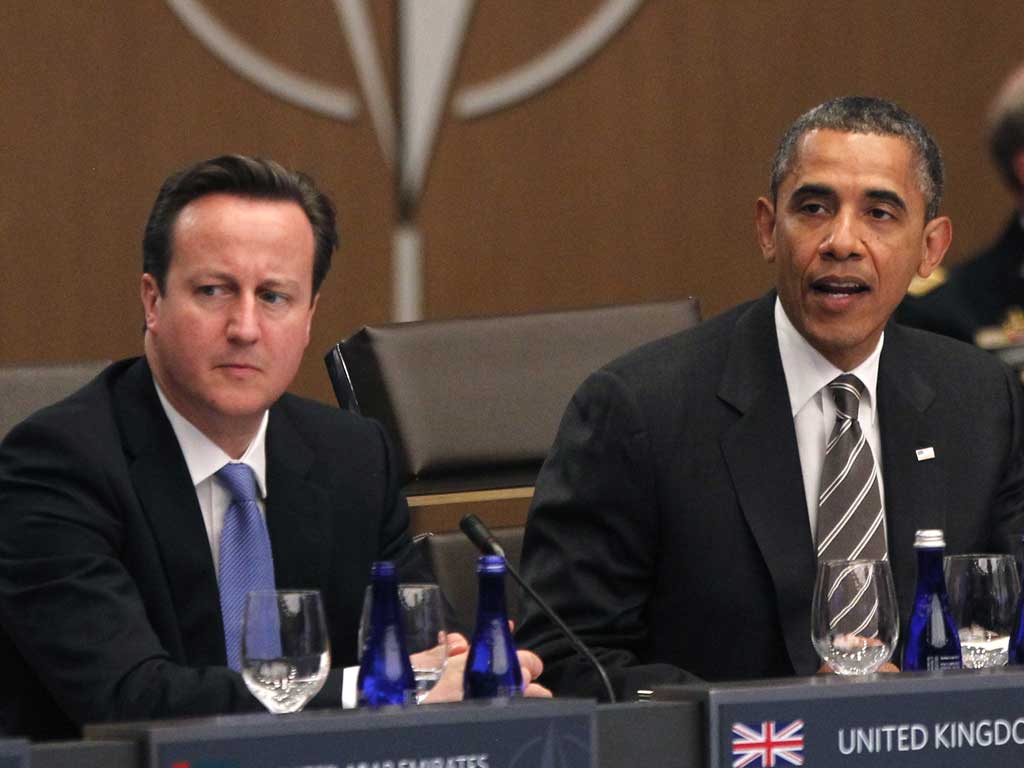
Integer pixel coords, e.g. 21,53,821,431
812,559,899,675
242,590,331,713
359,583,447,702
944,554,1020,668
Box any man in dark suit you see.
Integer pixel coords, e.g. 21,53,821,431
0,156,545,739
518,97,1024,700
897,64,1024,343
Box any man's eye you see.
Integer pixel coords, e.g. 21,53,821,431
868,208,894,220
197,285,222,297
801,203,826,215
260,291,285,305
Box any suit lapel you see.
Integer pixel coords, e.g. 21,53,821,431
876,326,942,619
718,295,819,675
116,360,227,664
265,403,332,594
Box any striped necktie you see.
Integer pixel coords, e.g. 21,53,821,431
216,462,277,671
816,374,888,564
815,374,888,639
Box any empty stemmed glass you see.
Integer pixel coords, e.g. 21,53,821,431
944,554,1020,668
359,583,448,702
812,559,899,675
242,590,331,713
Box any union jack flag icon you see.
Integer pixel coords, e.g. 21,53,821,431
731,719,805,767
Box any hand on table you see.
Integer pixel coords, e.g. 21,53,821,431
421,632,552,703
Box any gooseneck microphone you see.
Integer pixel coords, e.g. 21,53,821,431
459,514,617,703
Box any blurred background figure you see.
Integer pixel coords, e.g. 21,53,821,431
897,63,1024,358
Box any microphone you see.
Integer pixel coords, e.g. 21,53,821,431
460,512,507,559
458,514,617,703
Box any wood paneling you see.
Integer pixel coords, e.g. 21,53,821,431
2,0,1021,406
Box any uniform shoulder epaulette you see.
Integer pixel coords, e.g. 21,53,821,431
905,266,948,298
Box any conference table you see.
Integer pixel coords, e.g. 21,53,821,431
14,667,1024,768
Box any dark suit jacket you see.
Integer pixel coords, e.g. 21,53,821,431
517,293,1024,700
896,216,1024,342
0,358,423,739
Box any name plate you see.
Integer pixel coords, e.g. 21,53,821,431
0,740,27,768
88,699,594,768
653,667,1024,767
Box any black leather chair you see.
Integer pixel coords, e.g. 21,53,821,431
326,300,701,634
324,298,702,495
0,361,109,441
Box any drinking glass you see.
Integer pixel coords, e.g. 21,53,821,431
242,590,331,713
944,554,1020,668
359,583,447,702
812,559,899,675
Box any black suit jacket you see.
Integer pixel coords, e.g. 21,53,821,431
0,358,423,739
518,293,1024,699
896,216,1024,342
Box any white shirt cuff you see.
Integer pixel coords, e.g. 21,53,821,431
341,665,358,709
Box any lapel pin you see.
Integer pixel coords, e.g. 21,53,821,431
915,447,936,462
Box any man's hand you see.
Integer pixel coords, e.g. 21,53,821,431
517,648,553,698
421,633,552,703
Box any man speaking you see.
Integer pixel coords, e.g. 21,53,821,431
518,97,1024,699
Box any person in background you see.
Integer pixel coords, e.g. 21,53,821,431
897,64,1024,344
517,97,1024,700
0,155,546,740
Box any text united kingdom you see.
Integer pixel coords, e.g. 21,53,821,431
838,718,1024,755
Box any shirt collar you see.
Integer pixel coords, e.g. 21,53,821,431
774,296,883,425
153,379,268,498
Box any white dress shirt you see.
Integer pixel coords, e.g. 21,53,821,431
774,298,887,543
153,382,268,576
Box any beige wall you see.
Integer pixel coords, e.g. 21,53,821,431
2,0,1020,404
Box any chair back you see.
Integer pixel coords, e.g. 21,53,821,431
0,362,109,441
325,298,701,494
417,526,525,633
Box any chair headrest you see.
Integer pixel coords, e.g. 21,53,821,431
328,299,700,493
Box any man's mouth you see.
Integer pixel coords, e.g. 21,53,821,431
811,277,870,297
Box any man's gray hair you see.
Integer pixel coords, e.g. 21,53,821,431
988,65,1024,191
769,96,944,221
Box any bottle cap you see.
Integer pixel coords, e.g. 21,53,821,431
370,560,396,577
477,554,507,574
914,529,945,548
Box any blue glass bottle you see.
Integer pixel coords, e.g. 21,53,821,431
902,529,962,671
463,555,523,699
357,561,415,706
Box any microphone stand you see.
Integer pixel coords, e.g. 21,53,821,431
459,514,618,704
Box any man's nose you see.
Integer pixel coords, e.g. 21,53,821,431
819,211,863,260
226,296,261,343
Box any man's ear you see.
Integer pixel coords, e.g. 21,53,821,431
918,216,953,278
141,273,161,331
755,197,778,263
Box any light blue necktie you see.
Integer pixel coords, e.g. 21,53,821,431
216,462,277,671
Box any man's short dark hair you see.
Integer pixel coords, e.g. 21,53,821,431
988,66,1024,192
769,96,944,221
143,155,338,296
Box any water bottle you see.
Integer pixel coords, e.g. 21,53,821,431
463,555,523,698
357,561,415,706
902,529,962,671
